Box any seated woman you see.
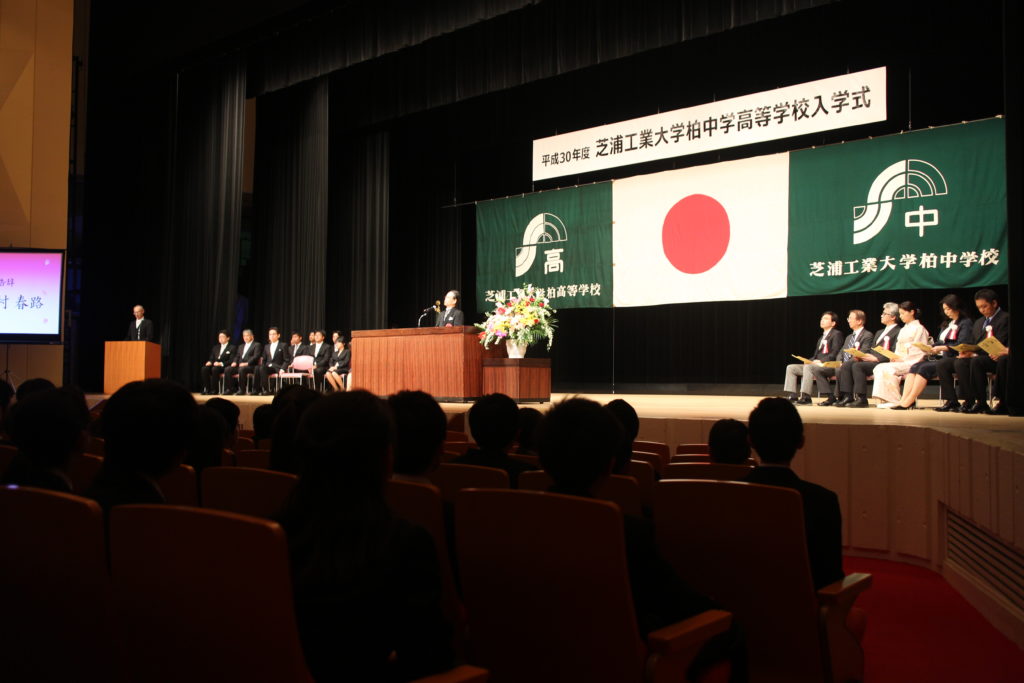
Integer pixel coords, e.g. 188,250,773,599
278,391,453,682
892,294,972,411
324,336,351,392
872,300,930,408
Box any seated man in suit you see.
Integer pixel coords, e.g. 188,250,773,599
837,302,901,408
435,290,464,327
783,311,844,405
255,327,288,396
225,328,262,396
200,330,234,395
452,393,537,487
308,329,332,389
285,331,308,369
1,387,90,493
813,310,875,406
954,288,1010,414
745,397,844,590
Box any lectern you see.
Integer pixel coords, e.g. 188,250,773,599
104,341,161,395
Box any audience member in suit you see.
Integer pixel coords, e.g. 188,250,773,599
203,397,240,454
514,407,544,457
388,391,446,484
872,301,930,407
269,387,322,474
256,327,288,395
953,288,1011,414
252,403,277,446
838,302,901,408
125,304,155,341
285,331,308,368
896,294,973,411
1,387,90,492
308,330,332,389
537,397,741,679
278,391,454,682
185,405,229,474
707,419,750,465
200,330,235,395
814,310,875,406
225,328,263,396
604,398,639,474
86,379,196,513
783,311,845,404
745,397,844,590
325,336,351,392
435,290,464,327
452,393,538,487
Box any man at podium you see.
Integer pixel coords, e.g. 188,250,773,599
435,290,464,327
125,304,155,342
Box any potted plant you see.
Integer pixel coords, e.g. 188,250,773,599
476,284,557,357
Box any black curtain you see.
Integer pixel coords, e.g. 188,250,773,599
157,57,246,389
250,78,329,338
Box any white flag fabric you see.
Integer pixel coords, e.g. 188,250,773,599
612,153,790,307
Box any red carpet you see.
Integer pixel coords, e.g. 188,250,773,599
845,557,1024,682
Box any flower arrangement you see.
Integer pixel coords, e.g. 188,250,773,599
477,284,558,350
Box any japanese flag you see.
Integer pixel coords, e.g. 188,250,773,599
612,153,790,307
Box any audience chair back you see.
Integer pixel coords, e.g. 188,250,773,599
158,463,198,506
625,459,656,507
0,443,16,475
518,471,643,517
445,430,470,443
430,463,509,503
0,486,111,682
236,435,256,450
509,453,539,467
201,466,297,519
662,463,754,481
670,454,711,464
456,489,729,683
632,440,669,470
235,448,272,469
654,479,867,683
85,435,105,456
676,443,709,455
630,449,663,475
109,504,314,683
68,451,104,492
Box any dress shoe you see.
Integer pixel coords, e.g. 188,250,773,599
834,395,852,407
891,402,917,411
846,395,869,408
957,402,974,413
966,402,990,414
795,393,812,405
818,396,839,407
787,393,799,402
988,401,1008,415
934,401,959,413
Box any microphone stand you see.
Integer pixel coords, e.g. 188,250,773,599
417,309,433,328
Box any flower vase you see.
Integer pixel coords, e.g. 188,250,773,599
506,341,528,358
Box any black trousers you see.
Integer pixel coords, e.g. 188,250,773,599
953,355,996,404
837,360,880,396
200,365,226,392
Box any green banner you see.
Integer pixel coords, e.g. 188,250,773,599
788,118,1007,295
476,183,613,310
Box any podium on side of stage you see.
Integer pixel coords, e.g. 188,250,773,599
104,341,161,395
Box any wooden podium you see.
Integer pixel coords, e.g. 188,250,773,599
104,341,161,395
482,358,551,403
350,327,495,402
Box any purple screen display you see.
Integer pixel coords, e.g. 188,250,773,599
0,251,63,336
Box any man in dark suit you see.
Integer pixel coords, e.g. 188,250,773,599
256,327,288,395
309,329,332,389
435,290,464,327
813,310,875,406
200,330,235,395
225,328,262,395
125,304,155,341
452,393,538,487
285,331,308,368
745,397,844,591
954,288,1010,414
782,311,845,405
839,302,901,408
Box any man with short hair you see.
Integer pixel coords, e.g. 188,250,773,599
453,393,537,486
256,327,288,395
838,303,901,408
125,304,155,341
814,310,875,406
783,311,844,405
388,390,447,482
285,331,307,368
309,330,332,389
954,288,1010,414
436,290,464,327
225,329,262,395
745,397,844,590
200,330,235,395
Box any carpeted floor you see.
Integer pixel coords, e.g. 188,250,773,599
845,557,1024,682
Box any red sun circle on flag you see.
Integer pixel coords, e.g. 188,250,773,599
661,194,730,274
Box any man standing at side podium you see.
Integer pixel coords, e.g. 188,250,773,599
125,304,154,341
436,290,464,327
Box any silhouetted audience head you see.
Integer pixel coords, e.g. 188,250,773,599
388,390,446,478
15,377,56,402
468,393,518,452
252,403,276,443
605,398,640,473
748,397,804,465
270,387,322,474
204,397,240,450
514,407,543,455
101,379,197,478
2,387,90,490
538,397,622,495
708,418,750,464
186,405,228,474
0,379,14,434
